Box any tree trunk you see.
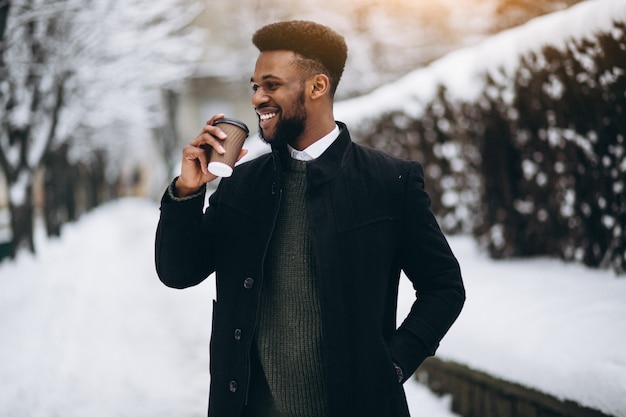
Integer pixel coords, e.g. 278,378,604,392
43,145,71,237
7,183,35,257
0,1,10,44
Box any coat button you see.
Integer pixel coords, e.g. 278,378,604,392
243,277,254,289
234,329,242,341
229,380,238,393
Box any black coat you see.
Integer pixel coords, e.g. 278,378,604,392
155,122,465,417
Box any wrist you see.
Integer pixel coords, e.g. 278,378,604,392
166,177,204,202
174,177,202,198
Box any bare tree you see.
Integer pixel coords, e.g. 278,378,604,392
0,0,203,257
0,0,71,254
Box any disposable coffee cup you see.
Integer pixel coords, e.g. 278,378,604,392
208,117,250,177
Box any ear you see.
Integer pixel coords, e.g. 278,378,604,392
308,74,330,100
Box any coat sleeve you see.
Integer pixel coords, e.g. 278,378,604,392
387,161,465,380
154,178,218,289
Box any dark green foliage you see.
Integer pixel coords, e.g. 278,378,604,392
355,21,626,274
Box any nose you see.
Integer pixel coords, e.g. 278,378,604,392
252,88,269,108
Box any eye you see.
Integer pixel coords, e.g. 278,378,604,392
251,80,280,93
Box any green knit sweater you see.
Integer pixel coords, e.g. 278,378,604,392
248,158,327,417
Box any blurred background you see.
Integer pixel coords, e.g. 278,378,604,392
0,0,596,264
1,1,625,416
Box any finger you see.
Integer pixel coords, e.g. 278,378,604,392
203,115,228,139
181,143,211,174
205,114,228,136
202,132,226,154
202,124,227,140
181,143,202,162
189,114,228,147
190,132,226,154
206,114,225,126
196,146,210,174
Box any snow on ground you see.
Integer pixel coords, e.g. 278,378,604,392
1,198,624,417
404,240,626,417
0,199,458,417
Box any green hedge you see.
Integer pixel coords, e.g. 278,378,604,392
355,21,626,274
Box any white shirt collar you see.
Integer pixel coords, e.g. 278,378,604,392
288,124,340,161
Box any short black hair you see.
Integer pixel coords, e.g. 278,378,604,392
252,20,348,95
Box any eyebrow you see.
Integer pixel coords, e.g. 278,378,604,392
250,74,281,83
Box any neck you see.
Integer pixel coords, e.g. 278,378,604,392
290,112,336,151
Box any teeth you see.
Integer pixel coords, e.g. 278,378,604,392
260,112,276,121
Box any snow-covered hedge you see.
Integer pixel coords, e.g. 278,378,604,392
338,2,626,274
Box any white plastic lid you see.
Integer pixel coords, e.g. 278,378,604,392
208,162,233,177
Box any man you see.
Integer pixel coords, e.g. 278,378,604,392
155,20,465,417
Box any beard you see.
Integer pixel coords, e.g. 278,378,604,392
258,92,307,147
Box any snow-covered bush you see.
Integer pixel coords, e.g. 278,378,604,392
345,11,626,273
476,22,626,273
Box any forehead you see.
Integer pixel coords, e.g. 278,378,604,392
252,50,301,81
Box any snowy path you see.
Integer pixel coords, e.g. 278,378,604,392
2,197,625,417
0,199,457,417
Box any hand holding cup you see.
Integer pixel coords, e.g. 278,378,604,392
207,118,250,177
176,114,249,197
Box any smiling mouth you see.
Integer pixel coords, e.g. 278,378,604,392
259,112,277,122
